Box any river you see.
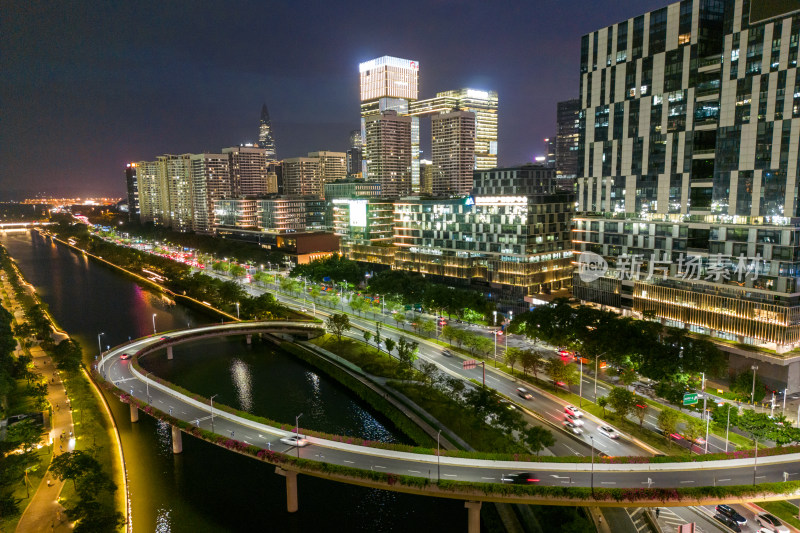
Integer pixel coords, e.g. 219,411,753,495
1,231,466,532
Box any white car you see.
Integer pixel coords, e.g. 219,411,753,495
756,513,789,533
565,413,584,426
564,405,583,417
563,421,583,435
598,426,619,439
280,435,309,447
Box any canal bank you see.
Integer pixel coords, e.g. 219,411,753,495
2,230,469,531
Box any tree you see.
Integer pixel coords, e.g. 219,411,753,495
504,347,521,375
420,320,436,338
657,409,679,445
607,387,635,420
326,313,351,343
519,349,542,379
546,358,578,391
419,362,439,387
633,396,648,426
619,368,637,390
523,426,555,455
730,371,767,403
384,338,396,356
737,409,775,443
682,418,705,453
6,419,42,455
396,337,419,370
363,330,372,345
441,325,455,345
597,396,608,417
393,312,406,329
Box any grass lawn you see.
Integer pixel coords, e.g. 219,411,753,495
760,500,800,529
7,377,43,416
58,368,119,515
310,334,415,379
389,381,525,454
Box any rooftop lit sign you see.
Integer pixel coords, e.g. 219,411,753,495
466,89,489,99
474,196,527,206
359,56,419,73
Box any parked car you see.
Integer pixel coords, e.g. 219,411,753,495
598,426,619,439
563,421,583,435
501,472,540,484
564,405,583,417
715,505,746,525
713,513,742,532
516,387,533,400
565,413,584,426
280,435,309,447
756,513,790,533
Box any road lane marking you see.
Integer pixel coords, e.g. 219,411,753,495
373,465,386,469
481,477,495,480
601,482,616,485
344,460,354,464
680,481,695,484
718,478,730,482
443,474,457,477
408,470,421,473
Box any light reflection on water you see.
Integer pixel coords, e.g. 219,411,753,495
154,506,172,533
230,358,253,411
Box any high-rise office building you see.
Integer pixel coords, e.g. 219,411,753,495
190,153,231,233
431,110,476,196
573,0,800,386
158,154,194,231
555,98,581,180
359,56,419,190
410,88,499,170
347,129,363,177
223,146,269,197
258,104,277,161
419,159,433,195
309,151,347,187
364,110,412,197
283,157,321,197
125,163,140,222
544,137,556,168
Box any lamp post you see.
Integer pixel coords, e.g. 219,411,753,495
590,436,595,493
437,429,442,482
704,395,710,454
145,372,152,402
753,437,759,485
725,403,732,453
295,413,303,458
152,313,157,334
505,311,512,357
97,332,105,358
751,365,759,405
236,302,240,320
210,394,218,433
701,372,705,391
782,388,787,414
579,357,584,407
593,351,608,400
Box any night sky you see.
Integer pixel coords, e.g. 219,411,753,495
2,0,669,199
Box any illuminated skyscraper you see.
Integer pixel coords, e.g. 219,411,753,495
431,110,476,196
190,153,231,233
359,56,419,189
410,88,498,170
258,104,277,161
223,146,269,197
346,129,363,177
364,110,412,197
124,163,140,222
555,98,580,180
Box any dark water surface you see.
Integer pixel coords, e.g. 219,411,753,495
2,231,465,532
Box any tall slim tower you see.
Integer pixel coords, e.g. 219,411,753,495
365,110,412,197
431,110,476,196
359,56,419,190
258,104,277,161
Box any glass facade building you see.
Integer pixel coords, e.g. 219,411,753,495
573,0,800,386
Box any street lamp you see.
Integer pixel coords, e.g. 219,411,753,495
97,332,105,358
437,429,442,482
590,436,595,493
593,351,608,400
725,404,732,453
701,372,705,391
145,372,152,402
236,302,240,320
579,356,584,407
295,413,304,458
704,395,710,454
750,365,759,405
505,311,512,358
753,437,759,485
210,394,218,433
152,313,157,334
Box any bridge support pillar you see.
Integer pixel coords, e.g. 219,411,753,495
167,346,173,360
275,467,298,512
130,403,139,423
171,425,182,454
464,501,481,533
246,334,252,345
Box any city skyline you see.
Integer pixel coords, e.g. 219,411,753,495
2,0,668,198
